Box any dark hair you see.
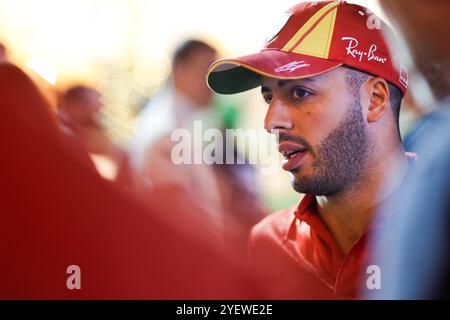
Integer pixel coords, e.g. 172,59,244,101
345,67,403,136
172,39,216,65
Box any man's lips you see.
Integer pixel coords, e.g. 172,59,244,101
278,141,309,171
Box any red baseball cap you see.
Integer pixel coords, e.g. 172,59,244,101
207,0,408,95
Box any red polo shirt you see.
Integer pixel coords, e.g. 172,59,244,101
249,194,375,299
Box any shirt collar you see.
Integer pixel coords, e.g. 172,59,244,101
287,195,334,240
287,194,345,259
286,194,313,240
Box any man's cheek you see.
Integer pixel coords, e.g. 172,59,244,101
300,114,328,139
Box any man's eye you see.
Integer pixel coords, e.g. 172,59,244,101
292,88,312,100
263,94,273,104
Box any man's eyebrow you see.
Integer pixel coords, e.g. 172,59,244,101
278,78,315,87
277,80,292,87
261,77,315,93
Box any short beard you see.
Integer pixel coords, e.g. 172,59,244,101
292,97,370,196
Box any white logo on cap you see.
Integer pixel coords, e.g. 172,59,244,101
341,37,387,64
275,61,311,73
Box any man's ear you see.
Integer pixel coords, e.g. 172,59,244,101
367,77,390,123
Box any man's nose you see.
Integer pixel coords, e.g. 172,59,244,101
264,96,293,134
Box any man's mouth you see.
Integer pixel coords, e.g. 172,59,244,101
279,141,309,171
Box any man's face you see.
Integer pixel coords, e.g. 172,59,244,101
66,90,103,125
174,49,217,107
262,67,370,196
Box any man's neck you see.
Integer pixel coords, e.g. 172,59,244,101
315,147,408,255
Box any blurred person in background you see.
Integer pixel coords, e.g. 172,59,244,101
0,61,263,299
0,42,8,61
398,93,426,146
365,0,450,299
130,39,265,248
58,85,129,182
212,111,267,250
207,1,410,298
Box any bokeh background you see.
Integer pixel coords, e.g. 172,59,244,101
0,0,418,211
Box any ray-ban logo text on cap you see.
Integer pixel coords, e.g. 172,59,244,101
341,36,387,64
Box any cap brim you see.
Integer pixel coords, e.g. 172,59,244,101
207,50,343,94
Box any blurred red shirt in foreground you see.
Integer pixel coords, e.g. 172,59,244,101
0,62,262,299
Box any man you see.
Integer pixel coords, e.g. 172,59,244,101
58,85,126,181
365,0,450,299
207,0,408,298
131,40,224,227
131,39,265,241
59,85,111,156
